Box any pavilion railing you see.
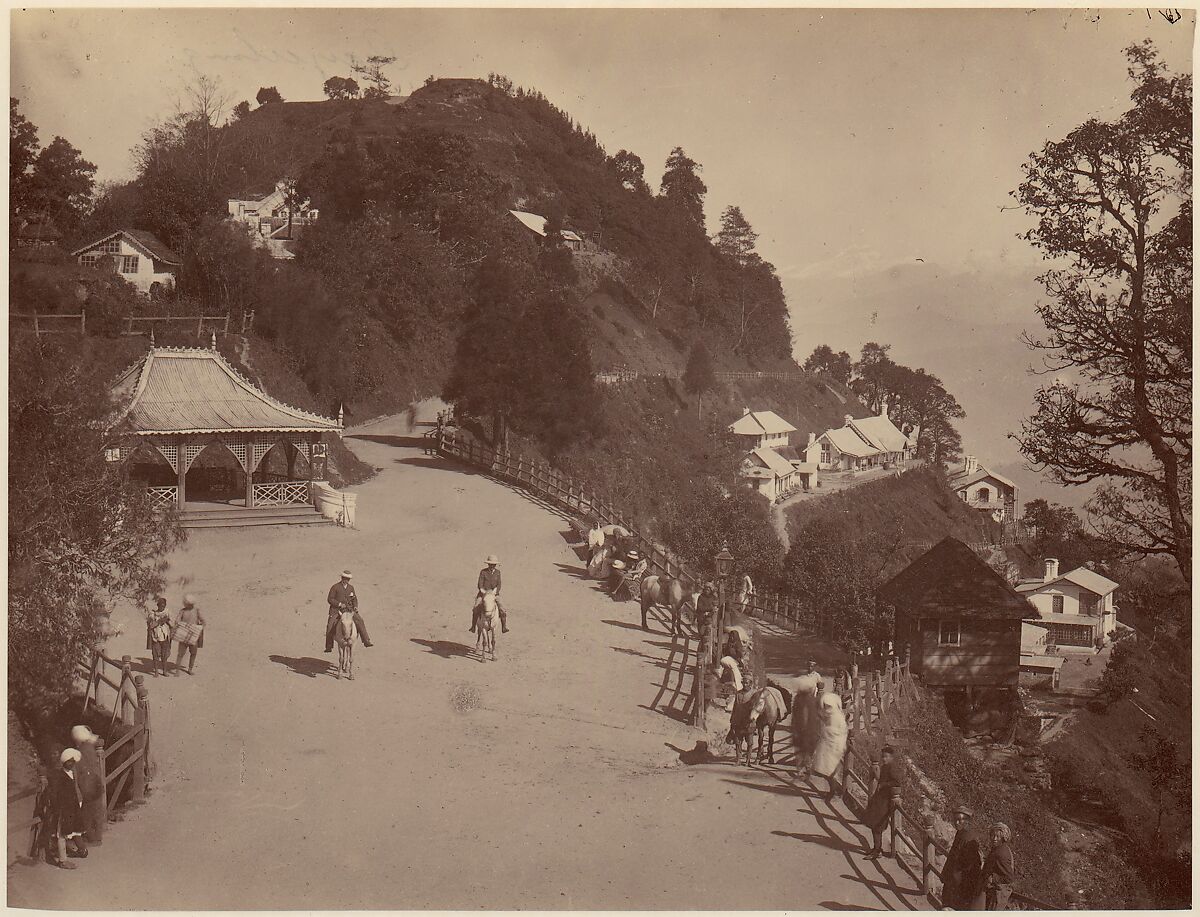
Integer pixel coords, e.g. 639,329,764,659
252,480,310,507
147,486,178,510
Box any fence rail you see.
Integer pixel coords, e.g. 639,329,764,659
123,313,231,336
594,368,809,386
75,650,151,815
10,311,87,335
252,480,310,506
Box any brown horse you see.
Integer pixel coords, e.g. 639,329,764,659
640,575,688,634
727,683,793,766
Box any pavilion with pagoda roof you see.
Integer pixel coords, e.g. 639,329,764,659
108,342,342,525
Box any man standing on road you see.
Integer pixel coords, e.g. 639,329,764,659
940,806,983,909
172,594,206,676
326,570,373,652
470,555,509,634
70,726,105,846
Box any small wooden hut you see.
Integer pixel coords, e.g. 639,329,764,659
879,537,1036,689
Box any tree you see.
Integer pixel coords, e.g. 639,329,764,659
714,205,758,264
659,146,707,230
351,55,396,101
28,136,97,228
9,336,183,717
610,149,648,194
323,76,360,100
10,98,40,217
682,341,718,419
851,341,893,412
230,100,251,121
1013,42,1191,578
256,86,283,105
802,344,852,384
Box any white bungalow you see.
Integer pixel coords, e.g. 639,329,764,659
728,408,796,451
949,456,1019,522
1015,558,1119,648
509,210,584,251
804,406,915,472
228,180,318,259
739,447,797,501
73,230,180,296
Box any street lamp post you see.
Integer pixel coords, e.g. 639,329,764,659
714,544,734,665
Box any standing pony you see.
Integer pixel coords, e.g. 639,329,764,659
789,672,826,777
475,590,500,662
726,683,793,766
334,609,356,680
640,575,687,634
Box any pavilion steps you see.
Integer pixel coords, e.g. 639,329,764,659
179,504,334,529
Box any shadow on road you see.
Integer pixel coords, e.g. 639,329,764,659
819,902,883,911
554,562,592,581
397,455,484,474
268,654,332,678
410,638,475,660
772,829,862,852
346,433,429,449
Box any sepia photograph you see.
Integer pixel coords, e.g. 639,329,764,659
7,6,1193,911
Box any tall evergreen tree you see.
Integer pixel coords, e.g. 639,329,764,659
659,146,707,230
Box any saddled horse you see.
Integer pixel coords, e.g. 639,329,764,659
640,575,689,634
727,682,793,766
334,609,356,680
476,590,500,662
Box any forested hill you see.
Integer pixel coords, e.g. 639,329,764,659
82,76,797,422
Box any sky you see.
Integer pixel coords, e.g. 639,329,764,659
10,7,1195,506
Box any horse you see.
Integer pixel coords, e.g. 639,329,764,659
726,683,792,766
475,590,500,662
334,609,356,680
640,575,688,633
788,672,827,777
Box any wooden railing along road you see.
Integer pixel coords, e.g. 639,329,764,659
595,368,809,385
77,650,152,814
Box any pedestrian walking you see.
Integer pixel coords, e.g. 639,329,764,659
586,520,607,578
146,596,172,677
172,594,206,675
46,749,87,868
940,806,983,909
326,570,373,651
863,744,904,859
980,822,1016,910
70,726,105,845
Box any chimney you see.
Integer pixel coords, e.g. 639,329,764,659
807,431,816,446
743,406,750,416
1044,558,1059,583
964,455,978,475
880,400,888,418
844,414,854,427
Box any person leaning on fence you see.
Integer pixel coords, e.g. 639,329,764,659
70,726,105,845
325,570,373,652
863,744,904,859
46,749,87,868
940,805,984,910
979,822,1016,911
172,594,206,676
146,596,172,677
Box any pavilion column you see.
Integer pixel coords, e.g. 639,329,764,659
244,435,255,509
286,439,297,480
176,438,187,508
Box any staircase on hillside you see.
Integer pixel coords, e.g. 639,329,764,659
178,504,334,529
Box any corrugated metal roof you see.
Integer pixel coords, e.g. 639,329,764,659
729,410,797,436
1017,567,1118,597
112,347,341,434
509,210,583,242
750,447,796,478
950,467,1018,492
823,425,880,458
849,413,908,453
1021,655,1064,670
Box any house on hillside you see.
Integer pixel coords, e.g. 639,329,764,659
72,230,180,296
775,445,818,492
738,447,797,501
728,408,796,451
948,456,1019,522
879,536,1038,690
1015,558,1118,648
509,210,584,251
228,180,318,259
805,405,917,472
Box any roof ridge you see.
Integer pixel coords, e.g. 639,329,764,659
203,347,339,426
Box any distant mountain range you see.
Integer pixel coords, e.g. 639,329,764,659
785,259,1092,510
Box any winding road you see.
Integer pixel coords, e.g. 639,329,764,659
9,408,926,910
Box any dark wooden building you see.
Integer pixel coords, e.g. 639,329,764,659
879,537,1037,689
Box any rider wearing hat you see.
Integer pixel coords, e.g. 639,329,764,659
325,570,373,652
471,555,509,634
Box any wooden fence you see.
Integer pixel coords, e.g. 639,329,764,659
123,313,231,336
10,311,87,335
594,368,808,386
77,650,152,814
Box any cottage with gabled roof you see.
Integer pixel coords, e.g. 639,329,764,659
738,446,797,501
509,210,584,251
73,230,180,296
880,537,1038,689
1015,558,1118,648
108,342,342,527
228,180,318,260
805,405,916,472
949,455,1019,522
728,408,796,451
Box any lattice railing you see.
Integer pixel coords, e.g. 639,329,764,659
252,480,310,507
147,486,177,510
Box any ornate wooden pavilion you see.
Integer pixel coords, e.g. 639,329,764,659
109,344,341,514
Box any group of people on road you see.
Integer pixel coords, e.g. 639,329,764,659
144,594,207,677
35,726,105,870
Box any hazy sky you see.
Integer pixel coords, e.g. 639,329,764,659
10,7,1194,502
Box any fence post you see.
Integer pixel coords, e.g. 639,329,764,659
96,737,108,815
889,801,899,859
130,676,148,804
921,814,937,896
33,314,40,337
197,315,204,337
841,745,852,806
81,309,87,335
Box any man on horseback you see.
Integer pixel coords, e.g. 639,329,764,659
470,555,509,634
325,570,373,652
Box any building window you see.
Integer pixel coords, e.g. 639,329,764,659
938,620,960,646
80,254,100,265
977,487,991,503
102,239,121,254
1080,595,1097,616
121,255,139,274
1052,595,1064,615
820,444,831,464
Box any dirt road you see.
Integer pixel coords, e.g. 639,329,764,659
9,410,925,910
